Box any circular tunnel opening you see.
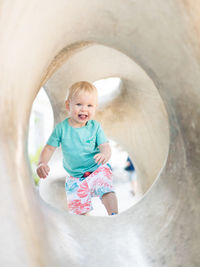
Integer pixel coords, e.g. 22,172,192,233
28,43,170,216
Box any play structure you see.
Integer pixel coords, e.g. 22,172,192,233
0,1,200,266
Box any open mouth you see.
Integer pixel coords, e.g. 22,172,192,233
78,114,88,120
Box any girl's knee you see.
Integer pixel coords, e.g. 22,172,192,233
101,191,115,200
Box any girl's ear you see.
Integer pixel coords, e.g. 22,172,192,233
65,100,70,111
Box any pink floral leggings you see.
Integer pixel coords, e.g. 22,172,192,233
65,164,114,214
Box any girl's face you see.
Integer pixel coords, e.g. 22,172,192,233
66,91,98,127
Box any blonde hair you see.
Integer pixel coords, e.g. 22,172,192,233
67,81,98,101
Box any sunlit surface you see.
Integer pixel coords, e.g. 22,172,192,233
28,88,54,184
94,77,121,108
28,88,53,155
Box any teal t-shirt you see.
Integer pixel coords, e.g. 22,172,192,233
47,118,108,178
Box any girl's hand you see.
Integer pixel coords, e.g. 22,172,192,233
94,153,108,165
36,163,50,179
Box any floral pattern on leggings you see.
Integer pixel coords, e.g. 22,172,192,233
65,164,114,215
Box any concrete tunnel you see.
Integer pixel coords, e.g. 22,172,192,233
0,1,200,266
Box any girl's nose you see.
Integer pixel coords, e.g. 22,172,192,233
81,105,87,111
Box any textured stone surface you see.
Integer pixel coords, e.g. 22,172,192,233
0,1,200,266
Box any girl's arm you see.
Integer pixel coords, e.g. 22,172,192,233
94,143,111,165
36,144,56,178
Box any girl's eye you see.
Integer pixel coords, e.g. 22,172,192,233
76,103,81,106
88,104,93,107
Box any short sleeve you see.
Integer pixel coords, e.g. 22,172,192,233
96,124,108,146
47,124,62,147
